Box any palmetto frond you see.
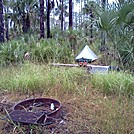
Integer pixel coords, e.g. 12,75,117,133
126,9,134,25
117,3,134,25
97,11,117,31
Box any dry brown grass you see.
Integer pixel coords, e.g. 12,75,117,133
0,84,133,134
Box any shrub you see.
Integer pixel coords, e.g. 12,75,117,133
0,35,74,66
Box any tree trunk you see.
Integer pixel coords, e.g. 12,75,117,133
69,0,73,29
47,0,51,38
0,0,4,43
40,0,45,38
22,13,30,33
6,20,9,41
61,0,64,31
100,31,106,52
4,6,9,41
90,8,93,44
26,13,30,32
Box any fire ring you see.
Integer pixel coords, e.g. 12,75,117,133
8,98,62,125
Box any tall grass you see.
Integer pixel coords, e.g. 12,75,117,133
0,62,133,97
0,62,87,94
91,72,134,97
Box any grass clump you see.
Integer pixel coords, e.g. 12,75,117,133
91,72,134,97
0,63,45,93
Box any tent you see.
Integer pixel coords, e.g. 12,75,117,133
75,45,98,62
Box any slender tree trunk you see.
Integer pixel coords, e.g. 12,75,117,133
78,1,81,25
26,13,30,32
0,0,4,43
22,14,25,33
40,0,45,38
47,0,51,38
61,0,64,31
4,6,9,41
100,31,106,51
22,13,30,33
6,19,9,41
80,0,83,25
90,8,93,44
69,0,73,29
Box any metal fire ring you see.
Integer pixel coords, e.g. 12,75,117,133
8,98,62,125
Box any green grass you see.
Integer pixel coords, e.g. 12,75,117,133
0,62,134,96
91,72,134,97
0,62,133,134
0,62,87,94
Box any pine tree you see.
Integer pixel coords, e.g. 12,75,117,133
69,0,73,29
0,0,4,42
39,0,45,38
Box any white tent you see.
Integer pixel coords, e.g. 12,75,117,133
75,45,98,62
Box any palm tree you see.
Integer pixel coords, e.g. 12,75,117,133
39,0,45,38
115,3,134,69
97,2,134,69
0,0,4,42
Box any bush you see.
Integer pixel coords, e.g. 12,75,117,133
0,40,31,66
0,35,74,66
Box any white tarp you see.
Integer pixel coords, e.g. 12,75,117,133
75,45,98,61
88,65,109,74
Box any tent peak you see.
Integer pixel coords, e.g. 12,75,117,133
75,45,98,62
